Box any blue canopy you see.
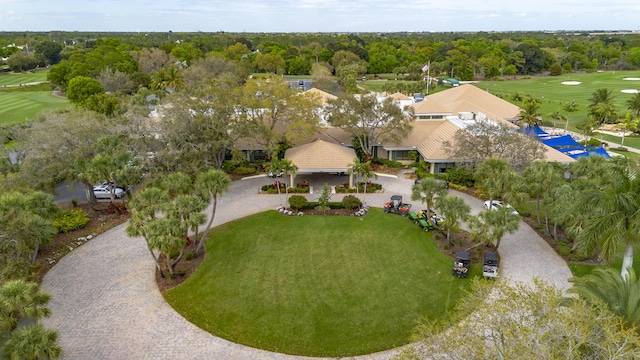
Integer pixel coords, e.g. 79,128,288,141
541,135,581,148
522,124,549,137
568,147,611,159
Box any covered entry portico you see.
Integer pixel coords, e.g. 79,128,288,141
284,139,357,189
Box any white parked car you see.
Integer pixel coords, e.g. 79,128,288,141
483,200,519,215
93,185,125,199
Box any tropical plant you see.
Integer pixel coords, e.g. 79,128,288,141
411,178,447,218
2,323,62,360
194,169,231,257
468,205,520,250
576,159,640,279
569,267,640,330
434,195,470,245
587,88,618,127
522,160,565,225
627,92,640,118
0,280,51,332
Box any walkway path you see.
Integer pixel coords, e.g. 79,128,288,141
41,173,572,359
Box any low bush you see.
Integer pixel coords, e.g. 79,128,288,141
53,209,89,233
289,195,308,210
556,239,592,261
234,166,257,176
342,195,362,210
443,167,475,187
373,158,403,168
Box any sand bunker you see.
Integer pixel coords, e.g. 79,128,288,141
621,89,640,93
623,77,640,81
561,81,581,85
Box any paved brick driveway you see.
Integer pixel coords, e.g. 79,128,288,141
41,173,571,359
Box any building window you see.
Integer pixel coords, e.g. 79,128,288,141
394,150,411,160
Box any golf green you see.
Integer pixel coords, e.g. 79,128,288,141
164,209,476,357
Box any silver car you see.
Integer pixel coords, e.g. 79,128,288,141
93,185,125,199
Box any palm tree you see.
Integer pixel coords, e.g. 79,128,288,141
620,113,638,146
562,100,579,130
474,158,526,206
2,323,62,360
569,267,640,329
194,169,231,257
469,206,520,250
145,215,185,276
434,195,471,245
547,109,567,129
126,187,169,277
169,194,207,265
518,99,542,128
348,158,377,197
587,88,618,127
411,178,447,218
0,280,51,332
576,162,640,279
162,172,193,198
523,161,565,225
627,92,640,118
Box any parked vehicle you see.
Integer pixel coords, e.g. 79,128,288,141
384,195,411,216
483,200,519,215
482,252,499,278
268,169,284,178
93,185,125,199
452,250,471,278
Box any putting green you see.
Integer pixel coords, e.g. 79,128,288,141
164,209,478,357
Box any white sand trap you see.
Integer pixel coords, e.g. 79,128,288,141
561,81,581,85
623,77,640,81
621,89,640,93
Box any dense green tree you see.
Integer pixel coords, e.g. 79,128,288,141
469,204,520,250
445,121,546,169
237,75,322,158
66,76,105,104
34,41,63,65
325,93,414,160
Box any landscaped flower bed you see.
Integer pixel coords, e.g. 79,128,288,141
334,181,383,193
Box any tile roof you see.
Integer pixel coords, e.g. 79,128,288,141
285,139,357,171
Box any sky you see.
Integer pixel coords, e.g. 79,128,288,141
0,0,639,33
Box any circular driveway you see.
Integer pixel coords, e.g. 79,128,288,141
41,173,572,359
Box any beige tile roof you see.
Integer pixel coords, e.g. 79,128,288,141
410,99,453,115
303,88,337,106
539,144,576,163
425,84,521,128
415,121,461,160
285,139,357,171
389,92,412,101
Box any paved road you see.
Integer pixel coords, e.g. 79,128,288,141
41,173,572,359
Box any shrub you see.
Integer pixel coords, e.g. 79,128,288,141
442,167,475,187
185,252,193,261
53,209,89,233
289,195,308,210
234,166,257,176
342,195,362,209
373,158,402,168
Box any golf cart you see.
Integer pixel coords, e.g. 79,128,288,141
384,195,411,217
482,251,499,278
452,250,471,278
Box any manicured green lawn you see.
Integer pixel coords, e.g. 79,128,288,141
0,71,48,86
164,208,478,357
0,91,70,125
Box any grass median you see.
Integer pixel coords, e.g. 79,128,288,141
164,208,478,357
